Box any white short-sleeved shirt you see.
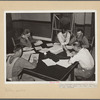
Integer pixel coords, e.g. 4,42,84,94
69,48,94,70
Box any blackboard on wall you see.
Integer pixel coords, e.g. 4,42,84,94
11,13,52,41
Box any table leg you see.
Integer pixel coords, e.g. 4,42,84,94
71,69,74,81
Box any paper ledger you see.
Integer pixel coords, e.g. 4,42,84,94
49,44,63,54
29,53,39,63
39,48,49,53
56,59,71,68
42,58,56,66
34,40,43,46
23,47,33,51
22,50,35,60
35,46,42,50
42,58,71,68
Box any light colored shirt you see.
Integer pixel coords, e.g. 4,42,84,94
6,55,36,80
6,56,19,80
57,31,70,45
69,48,94,70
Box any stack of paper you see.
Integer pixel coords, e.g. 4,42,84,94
49,44,63,54
23,47,33,51
39,48,49,53
34,40,43,46
46,43,53,47
35,46,42,51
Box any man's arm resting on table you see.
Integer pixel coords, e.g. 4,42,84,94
17,58,37,69
68,53,80,64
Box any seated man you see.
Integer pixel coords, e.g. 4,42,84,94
20,29,35,47
68,41,94,79
6,45,37,81
69,29,89,49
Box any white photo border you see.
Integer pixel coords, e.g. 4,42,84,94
4,10,98,87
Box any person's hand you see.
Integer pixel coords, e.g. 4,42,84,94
62,44,67,51
71,51,76,56
67,51,73,57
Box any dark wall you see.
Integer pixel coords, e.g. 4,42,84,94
12,20,52,39
6,13,14,54
74,13,95,44
11,13,52,40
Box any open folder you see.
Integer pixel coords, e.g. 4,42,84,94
22,50,35,60
42,58,71,68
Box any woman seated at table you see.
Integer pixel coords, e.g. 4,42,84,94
20,29,35,47
68,41,94,79
57,24,71,50
69,29,89,49
6,45,37,81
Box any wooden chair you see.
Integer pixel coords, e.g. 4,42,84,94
89,36,95,52
11,37,21,48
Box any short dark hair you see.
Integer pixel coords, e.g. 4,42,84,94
23,29,30,35
77,29,84,36
73,41,83,48
63,23,70,31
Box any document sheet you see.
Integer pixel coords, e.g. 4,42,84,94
56,59,71,68
34,40,43,46
49,44,63,54
42,58,71,68
23,47,34,51
22,50,35,60
35,46,42,50
42,58,56,66
39,48,49,53
29,53,39,63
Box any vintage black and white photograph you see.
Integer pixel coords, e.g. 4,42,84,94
5,11,96,82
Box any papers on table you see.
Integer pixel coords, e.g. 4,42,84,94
49,44,63,54
35,46,42,51
42,58,71,68
42,58,56,66
56,59,71,68
29,53,39,63
23,47,33,51
22,53,31,61
39,48,49,53
46,43,53,47
34,40,43,46
22,50,35,60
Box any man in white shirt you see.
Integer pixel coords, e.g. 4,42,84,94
68,41,94,79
